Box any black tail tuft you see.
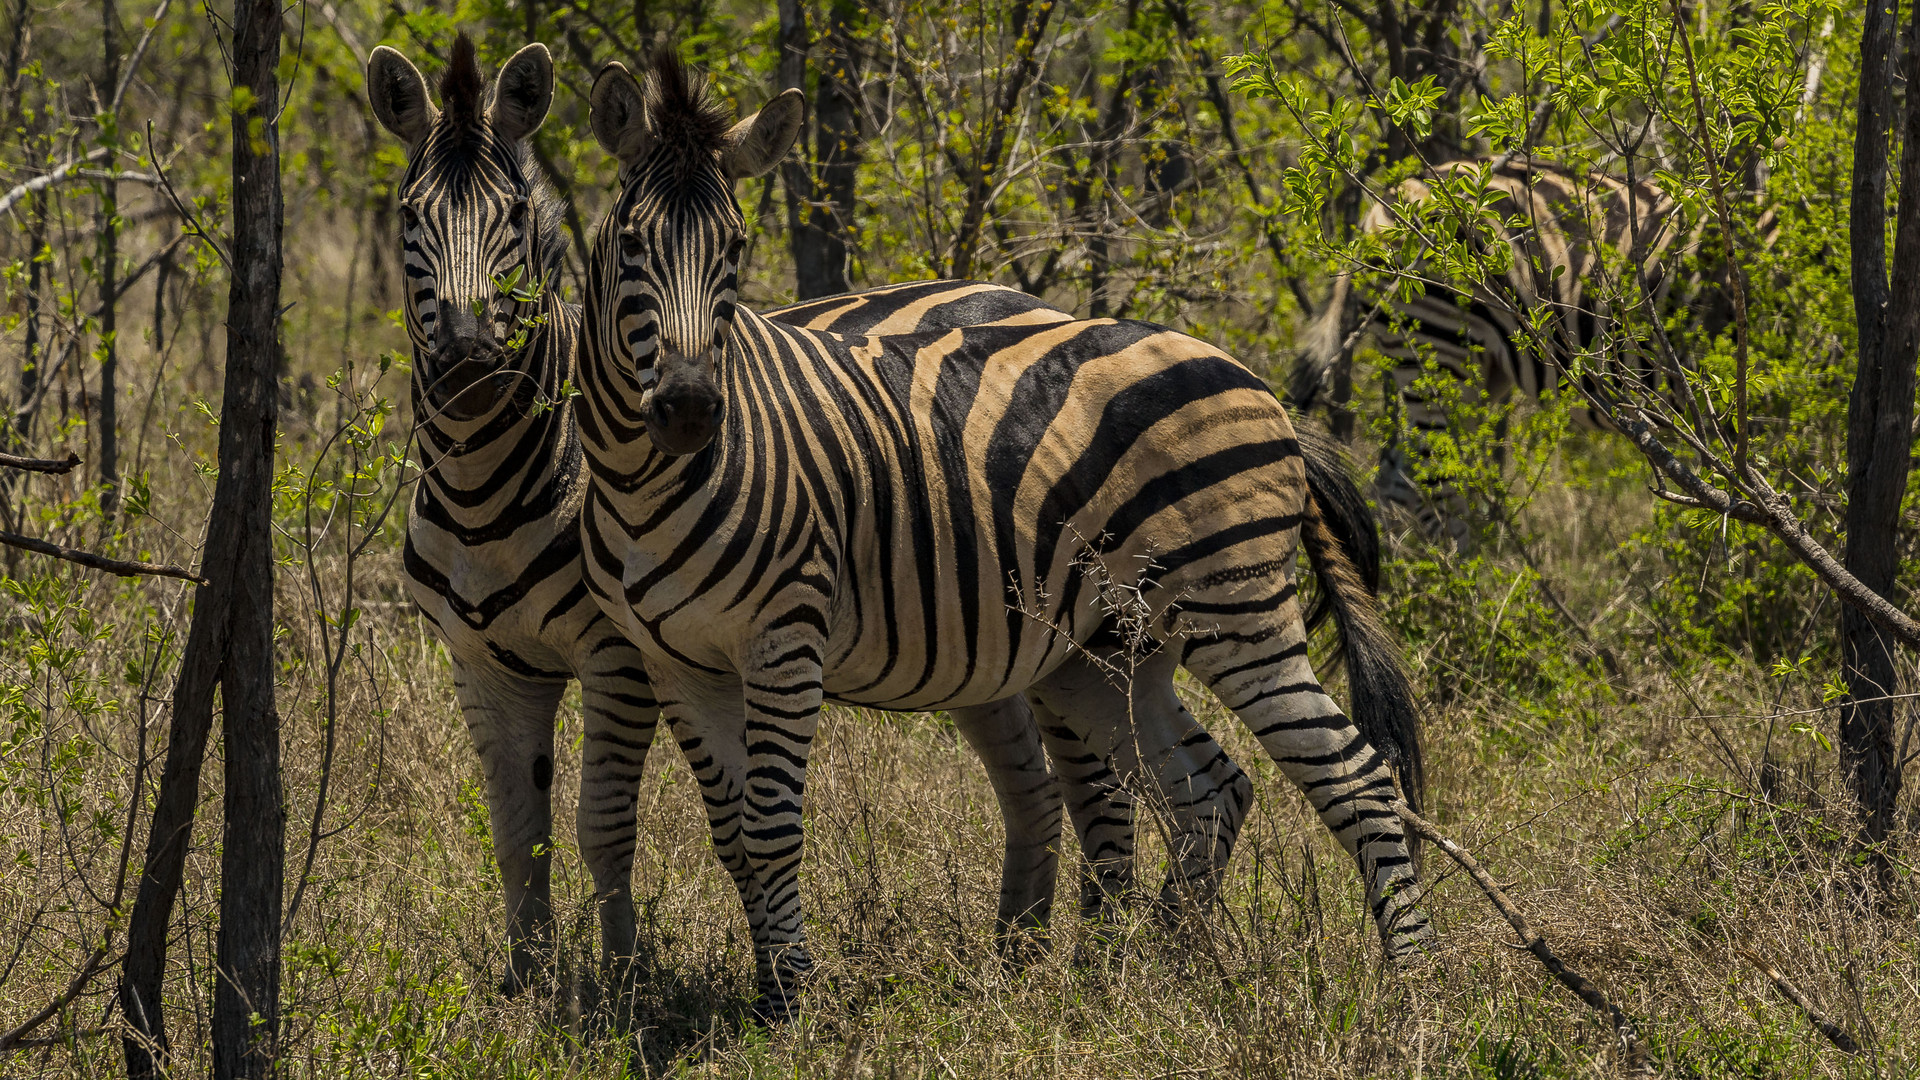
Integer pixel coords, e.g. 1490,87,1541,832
1298,477,1426,824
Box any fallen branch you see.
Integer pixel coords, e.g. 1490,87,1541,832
1393,802,1653,1073
0,944,110,1053
0,529,206,584
1733,947,1864,1055
0,451,80,474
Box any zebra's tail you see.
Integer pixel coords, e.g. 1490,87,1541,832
1284,275,1352,412
1297,436,1426,825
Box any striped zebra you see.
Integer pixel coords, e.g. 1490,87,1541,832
1289,159,1682,549
366,38,1162,987
576,50,1433,1018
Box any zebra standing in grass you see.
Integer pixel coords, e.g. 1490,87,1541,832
367,37,1177,982
576,50,1433,1018
1289,159,1681,549
367,37,664,994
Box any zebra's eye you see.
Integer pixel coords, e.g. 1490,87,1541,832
508,198,529,229
725,237,746,265
619,231,645,261
401,204,422,232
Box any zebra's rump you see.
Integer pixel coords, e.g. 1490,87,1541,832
593,311,1309,712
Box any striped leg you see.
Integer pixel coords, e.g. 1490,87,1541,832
573,633,662,978
453,661,566,995
1382,363,1476,551
1030,649,1252,913
1032,703,1137,918
1181,618,1432,955
950,697,1064,945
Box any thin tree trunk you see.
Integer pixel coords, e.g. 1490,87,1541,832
119,0,284,1074
1840,0,1917,886
797,0,859,298
97,0,121,518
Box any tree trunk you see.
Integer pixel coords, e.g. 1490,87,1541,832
1840,0,1917,886
119,0,284,1075
795,0,858,298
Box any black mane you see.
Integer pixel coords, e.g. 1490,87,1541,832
645,46,732,176
440,33,486,130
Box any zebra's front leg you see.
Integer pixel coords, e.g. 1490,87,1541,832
574,636,662,984
732,635,827,1022
453,662,566,997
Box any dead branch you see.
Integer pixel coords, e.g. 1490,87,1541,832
0,147,110,215
0,943,110,1053
0,528,206,584
1392,802,1654,1073
1734,947,1865,1056
0,450,80,474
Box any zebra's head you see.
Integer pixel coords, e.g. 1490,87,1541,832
367,35,562,423
586,50,804,456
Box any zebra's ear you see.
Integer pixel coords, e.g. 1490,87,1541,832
366,46,438,147
719,88,805,180
590,61,653,166
490,43,552,143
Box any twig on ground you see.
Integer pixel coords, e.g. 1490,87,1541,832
1733,947,1864,1055
0,529,205,584
1392,801,1654,1074
0,451,79,474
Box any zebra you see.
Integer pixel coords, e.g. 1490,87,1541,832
575,49,1434,1018
365,37,1175,988
1288,159,1683,550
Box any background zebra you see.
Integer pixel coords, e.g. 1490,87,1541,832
370,38,1182,983
576,50,1432,1019
1289,159,1684,549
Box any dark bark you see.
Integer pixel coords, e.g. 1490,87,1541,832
97,0,120,518
119,0,284,1075
794,0,859,299
1840,0,1916,883
776,0,817,295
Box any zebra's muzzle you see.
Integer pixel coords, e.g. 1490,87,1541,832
645,356,722,456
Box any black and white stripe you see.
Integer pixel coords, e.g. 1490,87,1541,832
578,51,1434,1018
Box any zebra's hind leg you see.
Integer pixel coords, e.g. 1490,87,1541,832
453,662,568,996
1031,700,1137,920
1029,648,1252,918
950,697,1063,954
1181,620,1432,956
573,633,662,987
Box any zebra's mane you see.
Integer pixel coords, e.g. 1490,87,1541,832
644,46,732,179
440,34,487,135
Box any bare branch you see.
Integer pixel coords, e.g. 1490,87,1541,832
1733,948,1864,1056
0,944,111,1053
0,528,206,584
0,147,111,215
0,450,80,473
1392,803,1653,1073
